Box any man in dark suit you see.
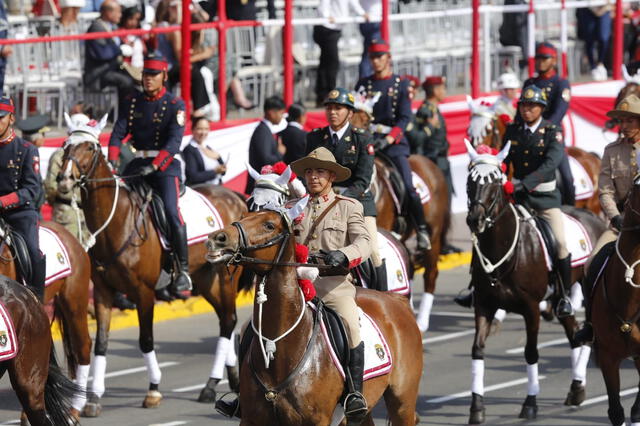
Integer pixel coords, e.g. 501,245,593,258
280,103,307,164
245,96,286,193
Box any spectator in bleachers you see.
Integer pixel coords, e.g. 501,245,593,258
577,6,612,81
358,0,381,80
0,0,12,97
59,0,84,27
183,117,227,186
280,103,307,164
119,6,145,69
493,72,520,122
197,0,275,20
84,0,137,98
499,0,528,73
245,96,287,194
313,0,367,107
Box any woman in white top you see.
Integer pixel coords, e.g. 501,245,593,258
182,117,227,186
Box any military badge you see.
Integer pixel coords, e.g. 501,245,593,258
396,270,403,283
539,128,545,134
562,88,571,102
348,145,356,154
57,252,64,264
367,144,375,155
524,89,534,99
33,156,40,174
555,132,563,142
0,331,6,347
347,93,355,103
207,216,215,227
375,344,385,360
176,110,186,126
345,135,351,142
620,101,630,111
580,239,587,251
328,89,340,99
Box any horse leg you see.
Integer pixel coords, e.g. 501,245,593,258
416,252,438,332
468,306,494,424
630,357,640,425
600,351,625,426
518,308,541,420
198,265,239,402
83,273,113,418
9,345,49,426
135,283,163,408
383,386,419,426
558,311,589,406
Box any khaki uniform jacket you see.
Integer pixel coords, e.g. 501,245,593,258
294,191,371,286
44,148,91,243
599,137,640,220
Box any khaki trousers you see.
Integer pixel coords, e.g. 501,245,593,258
538,207,569,259
584,228,618,272
316,276,361,349
364,216,382,267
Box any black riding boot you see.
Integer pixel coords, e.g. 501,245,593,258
555,255,573,318
409,196,431,251
214,327,254,418
29,255,46,303
374,260,388,292
170,224,191,299
454,285,474,309
344,341,367,425
113,292,136,310
574,276,594,344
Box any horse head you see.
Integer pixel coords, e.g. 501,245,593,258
465,139,510,234
206,197,309,273
58,135,109,193
351,86,380,130
247,163,306,211
467,96,499,148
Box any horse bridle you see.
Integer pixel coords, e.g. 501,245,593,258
468,179,509,232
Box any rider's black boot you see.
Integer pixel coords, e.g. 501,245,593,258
409,196,431,251
454,287,474,309
29,255,46,303
215,398,240,418
113,292,136,310
170,224,191,299
374,260,388,292
555,255,574,318
575,272,594,344
344,341,367,425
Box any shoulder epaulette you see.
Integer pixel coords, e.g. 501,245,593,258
336,194,356,203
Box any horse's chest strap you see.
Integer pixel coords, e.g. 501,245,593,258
602,272,640,335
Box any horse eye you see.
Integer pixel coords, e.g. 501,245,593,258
264,222,276,231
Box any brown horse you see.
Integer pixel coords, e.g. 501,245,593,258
351,109,450,333
59,138,248,414
206,205,423,425
0,220,91,420
0,275,80,426
465,142,606,424
466,98,602,214
591,173,640,426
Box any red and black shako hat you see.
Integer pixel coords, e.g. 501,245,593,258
368,39,390,56
143,51,169,74
0,97,15,117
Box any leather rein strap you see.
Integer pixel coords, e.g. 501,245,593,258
303,199,340,246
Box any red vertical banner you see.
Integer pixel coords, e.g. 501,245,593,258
528,0,535,78
381,0,389,42
613,0,623,80
560,0,568,78
181,0,192,120
283,0,294,106
218,0,228,122
471,0,480,99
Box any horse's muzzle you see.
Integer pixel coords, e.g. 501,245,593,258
205,230,235,264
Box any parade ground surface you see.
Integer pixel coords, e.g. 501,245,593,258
0,214,629,425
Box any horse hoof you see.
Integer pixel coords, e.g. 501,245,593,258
81,401,102,418
19,412,29,426
489,319,501,336
197,385,217,403
518,404,538,420
142,390,163,408
564,380,586,406
227,365,240,393
468,408,485,424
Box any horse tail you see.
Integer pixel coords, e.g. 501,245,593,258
44,346,82,425
53,296,79,379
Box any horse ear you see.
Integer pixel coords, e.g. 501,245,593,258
275,166,292,186
286,195,309,222
623,64,632,82
246,162,261,182
466,95,476,114
497,141,511,162
98,114,109,131
464,138,478,161
64,112,74,133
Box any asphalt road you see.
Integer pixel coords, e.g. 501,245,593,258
0,216,634,425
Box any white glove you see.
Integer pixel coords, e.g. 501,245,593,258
120,44,133,57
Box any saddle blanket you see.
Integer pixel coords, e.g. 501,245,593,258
40,226,72,287
157,186,224,250
377,232,410,295
568,156,594,201
412,172,431,204
533,212,593,271
0,300,18,362
320,306,393,381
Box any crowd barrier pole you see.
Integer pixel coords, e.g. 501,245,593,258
471,0,480,98
181,0,192,119
613,0,623,80
527,0,536,78
283,0,294,106
561,0,568,78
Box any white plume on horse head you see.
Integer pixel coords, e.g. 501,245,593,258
467,98,496,146
354,86,381,114
623,64,640,85
286,195,309,222
466,138,508,184
64,112,109,145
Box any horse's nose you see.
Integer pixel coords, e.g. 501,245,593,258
213,231,228,248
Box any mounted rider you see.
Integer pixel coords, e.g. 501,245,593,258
108,51,191,301
354,39,431,251
217,148,372,424
0,97,46,301
494,72,520,122
575,94,640,343
305,87,385,287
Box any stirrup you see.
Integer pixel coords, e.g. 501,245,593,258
215,392,240,418
343,391,368,424
555,297,574,319
173,271,192,292
416,231,432,251
454,289,473,309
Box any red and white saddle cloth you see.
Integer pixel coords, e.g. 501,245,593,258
157,186,224,249
377,232,410,295
40,226,72,287
568,156,594,201
411,172,431,204
0,300,18,361
319,306,393,382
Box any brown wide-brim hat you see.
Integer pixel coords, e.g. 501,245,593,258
607,94,640,119
291,147,351,183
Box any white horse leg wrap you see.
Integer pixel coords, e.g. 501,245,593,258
416,292,434,332
226,331,238,367
493,309,506,322
570,282,583,310
71,364,91,410
90,355,107,398
210,337,230,380
471,359,485,395
574,345,591,384
527,363,540,395
538,300,548,312
143,350,162,385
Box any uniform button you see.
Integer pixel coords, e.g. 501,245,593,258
524,162,528,167
524,150,529,154
312,234,317,239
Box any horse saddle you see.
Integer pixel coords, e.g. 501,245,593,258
0,299,18,362
0,228,33,287
352,259,386,292
376,152,407,213
514,205,558,269
585,241,615,294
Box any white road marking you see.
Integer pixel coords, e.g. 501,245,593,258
426,376,547,404
505,338,568,354
423,329,476,344
148,422,188,426
429,311,476,318
88,361,180,381
580,387,638,406
172,380,228,393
